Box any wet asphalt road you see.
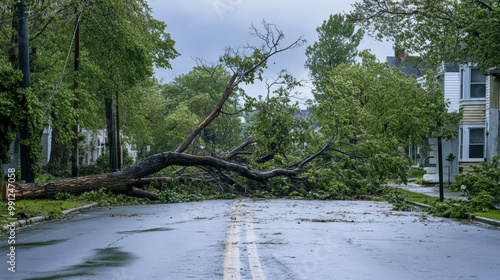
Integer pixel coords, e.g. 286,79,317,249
1,199,500,280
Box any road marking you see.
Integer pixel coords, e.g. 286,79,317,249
246,215,266,280
223,200,241,280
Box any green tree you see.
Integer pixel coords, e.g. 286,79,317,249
244,70,312,164
305,14,364,92
307,51,456,190
0,0,179,176
158,66,244,155
348,0,500,68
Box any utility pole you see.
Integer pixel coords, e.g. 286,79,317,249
17,0,34,183
438,137,444,202
105,98,118,172
71,12,81,177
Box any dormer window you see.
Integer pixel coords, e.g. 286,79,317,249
460,67,486,100
470,69,485,98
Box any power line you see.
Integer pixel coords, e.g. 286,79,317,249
44,13,82,116
0,15,28,25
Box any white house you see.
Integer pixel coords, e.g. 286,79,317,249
386,53,500,183
424,64,499,182
423,63,460,183
3,125,138,174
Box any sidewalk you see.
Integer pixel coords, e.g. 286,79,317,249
389,180,467,200
388,180,500,227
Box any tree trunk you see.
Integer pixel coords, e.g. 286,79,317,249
3,151,308,200
105,97,119,171
2,172,171,201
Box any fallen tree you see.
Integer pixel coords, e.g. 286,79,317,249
3,22,336,201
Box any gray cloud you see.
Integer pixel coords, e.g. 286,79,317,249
147,0,394,103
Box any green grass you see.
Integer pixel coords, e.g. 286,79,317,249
474,209,500,221
0,199,88,229
390,187,500,221
35,174,63,183
394,188,436,203
408,168,426,180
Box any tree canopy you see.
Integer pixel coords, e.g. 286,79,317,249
348,0,500,68
0,0,179,175
305,13,364,91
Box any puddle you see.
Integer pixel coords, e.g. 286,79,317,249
24,247,136,280
0,238,70,250
17,238,70,249
116,227,174,234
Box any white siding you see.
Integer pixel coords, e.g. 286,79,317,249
444,72,460,112
486,76,491,120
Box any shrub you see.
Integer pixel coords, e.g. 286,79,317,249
387,188,416,211
451,155,500,206
427,198,474,219
415,178,426,185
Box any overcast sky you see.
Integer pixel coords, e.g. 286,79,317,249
146,0,394,103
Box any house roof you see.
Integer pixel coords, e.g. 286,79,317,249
293,110,312,120
386,56,427,77
441,62,459,73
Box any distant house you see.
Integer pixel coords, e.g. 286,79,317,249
386,52,427,77
458,66,499,172
3,128,52,174
78,126,107,166
293,109,312,120
79,126,138,165
3,126,138,174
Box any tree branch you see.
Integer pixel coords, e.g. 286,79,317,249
174,72,238,153
476,0,494,11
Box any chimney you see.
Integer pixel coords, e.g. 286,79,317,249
396,49,405,61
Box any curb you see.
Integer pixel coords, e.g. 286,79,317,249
2,202,99,231
406,200,500,227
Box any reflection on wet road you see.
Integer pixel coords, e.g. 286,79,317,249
1,199,499,279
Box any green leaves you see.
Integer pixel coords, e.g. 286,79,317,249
349,0,500,68
0,61,43,172
313,51,432,149
0,61,24,163
305,13,364,92
451,155,500,205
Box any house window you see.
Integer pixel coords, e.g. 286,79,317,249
459,128,463,159
470,69,485,98
459,126,485,161
460,67,486,100
469,128,484,158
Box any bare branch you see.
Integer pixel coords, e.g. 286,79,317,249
223,139,255,160
176,21,304,153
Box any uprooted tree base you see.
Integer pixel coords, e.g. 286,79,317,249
2,22,334,201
